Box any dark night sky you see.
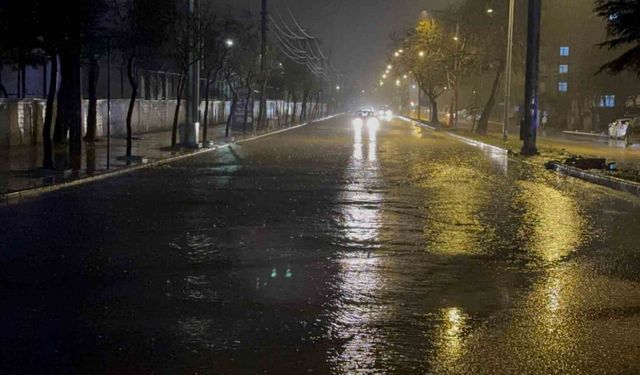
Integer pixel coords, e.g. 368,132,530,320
218,0,454,88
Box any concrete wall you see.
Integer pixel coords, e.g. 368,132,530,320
0,98,321,147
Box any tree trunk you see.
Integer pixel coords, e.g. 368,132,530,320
284,94,291,128
84,55,99,141
428,95,439,124
300,90,309,122
448,95,455,127
291,94,298,125
125,55,138,157
202,72,212,143
0,61,7,98
53,66,68,144
43,53,58,169
19,53,26,98
172,71,185,147
257,91,265,131
225,93,237,137
244,81,251,134
59,44,83,169
476,66,503,136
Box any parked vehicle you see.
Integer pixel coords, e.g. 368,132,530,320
608,118,633,139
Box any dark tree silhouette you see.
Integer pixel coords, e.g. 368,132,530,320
112,0,175,157
596,0,640,75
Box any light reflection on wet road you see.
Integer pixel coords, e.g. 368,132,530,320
2,115,640,374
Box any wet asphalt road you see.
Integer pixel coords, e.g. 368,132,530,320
2,115,640,374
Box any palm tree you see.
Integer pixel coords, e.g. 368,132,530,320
596,0,640,75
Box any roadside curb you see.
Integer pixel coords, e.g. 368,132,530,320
399,116,640,198
1,114,341,205
399,116,508,155
561,130,608,138
399,116,439,131
546,162,640,197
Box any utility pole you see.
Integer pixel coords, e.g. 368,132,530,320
453,22,460,128
261,0,267,72
417,83,421,120
258,0,268,129
521,0,541,155
184,0,200,147
502,0,515,141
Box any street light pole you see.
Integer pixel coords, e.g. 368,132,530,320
184,0,200,147
521,0,541,155
261,0,267,72
502,0,515,142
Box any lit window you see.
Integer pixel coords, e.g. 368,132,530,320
558,81,568,92
599,95,615,108
559,64,569,74
560,46,570,56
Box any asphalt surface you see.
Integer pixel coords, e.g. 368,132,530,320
2,115,640,374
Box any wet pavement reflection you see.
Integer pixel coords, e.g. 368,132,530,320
2,115,640,374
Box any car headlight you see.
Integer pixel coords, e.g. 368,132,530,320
366,117,380,128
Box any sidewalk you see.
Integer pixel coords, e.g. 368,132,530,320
403,114,640,195
410,113,640,171
0,119,321,201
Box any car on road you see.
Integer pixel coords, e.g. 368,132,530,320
354,109,376,119
353,109,379,127
378,106,393,118
608,118,633,139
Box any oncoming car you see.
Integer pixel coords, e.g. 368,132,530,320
378,106,393,118
353,110,379,128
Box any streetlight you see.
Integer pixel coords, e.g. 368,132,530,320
387,64,393,70
336,85,340,91
225,39,234,48
394,52,400,57
419,51,425,58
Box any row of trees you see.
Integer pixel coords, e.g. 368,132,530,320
389,1,522,135
0,0,332,169
390,0,640,135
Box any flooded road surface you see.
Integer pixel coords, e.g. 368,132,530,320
2,115,640,374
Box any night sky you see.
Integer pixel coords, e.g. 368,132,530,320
218,0,453,87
